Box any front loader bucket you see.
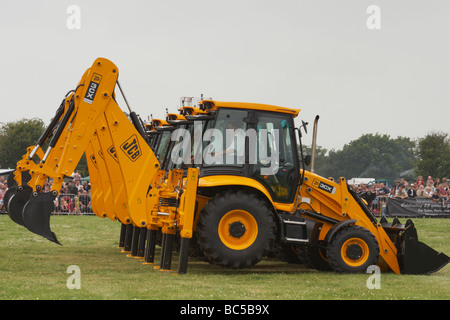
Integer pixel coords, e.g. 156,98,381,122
22,192,61,245
397,219,449,275
7,186,32,226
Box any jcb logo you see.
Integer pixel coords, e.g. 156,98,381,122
107,145,118,163
120,135,141,162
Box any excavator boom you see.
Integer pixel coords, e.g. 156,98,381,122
11,58,199,273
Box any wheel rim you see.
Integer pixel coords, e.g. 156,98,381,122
341,237,370,267
218,209,258,250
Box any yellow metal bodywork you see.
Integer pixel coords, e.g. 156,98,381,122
196,171,401,274
198,175,299,213
200,100,301,117
297,171,401,274
20,57,200,243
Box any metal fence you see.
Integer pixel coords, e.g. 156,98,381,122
52,193,94,215
369,195,388,216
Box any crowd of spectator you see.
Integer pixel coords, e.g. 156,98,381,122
0,170,92,215
350,175,450,213
1,170,449,215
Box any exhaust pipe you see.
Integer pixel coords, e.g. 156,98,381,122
310,115,319,173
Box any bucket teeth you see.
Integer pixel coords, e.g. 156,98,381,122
381,218,449,274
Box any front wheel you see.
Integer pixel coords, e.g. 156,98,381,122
327,226,379,273
196,190,276,269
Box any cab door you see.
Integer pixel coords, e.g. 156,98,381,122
249,111,300,203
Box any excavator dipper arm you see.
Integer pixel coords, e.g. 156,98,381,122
17,58,199,273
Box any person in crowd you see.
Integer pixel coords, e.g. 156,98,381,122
60,197,70,212
438,183,448,205
431,189,441,203
426,176,434,187
434,178,441,189
389,186,396,198
416,185,427,198
75,180,84,193
0,192,4,213
378,183,390,196
426,181,435,194
396,185,408,199
407,183,417,198
73,171,82,183
416,175,425,187
397,178,406,190
82,181,90,192
67,180,78,195
78,190,91,213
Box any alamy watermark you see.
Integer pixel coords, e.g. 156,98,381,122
366,265,381,289
66,5,81,30
66,265,81,289
366,5,381,30
169,123,280,175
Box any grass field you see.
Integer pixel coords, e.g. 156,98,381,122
0,214,448,300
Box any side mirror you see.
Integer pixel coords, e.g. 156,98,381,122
303,154,311,166
301,120,308,135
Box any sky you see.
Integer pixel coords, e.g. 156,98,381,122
0,0,449,151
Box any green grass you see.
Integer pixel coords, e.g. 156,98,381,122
0,214,449,300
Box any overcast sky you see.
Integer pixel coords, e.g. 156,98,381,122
0,0,449,151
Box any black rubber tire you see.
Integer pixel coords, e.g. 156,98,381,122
327,226,379,273
305,244,332,271
196,190,276,269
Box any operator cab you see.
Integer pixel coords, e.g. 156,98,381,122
166,99,302,204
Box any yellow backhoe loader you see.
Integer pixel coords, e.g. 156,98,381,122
6,57,449,275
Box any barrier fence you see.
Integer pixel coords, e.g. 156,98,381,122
368,195,450,218
52,193,94,215
3,193,447,218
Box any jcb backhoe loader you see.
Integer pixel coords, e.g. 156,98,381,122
7,57,448,275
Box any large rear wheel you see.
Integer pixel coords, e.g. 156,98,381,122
197,190,276,269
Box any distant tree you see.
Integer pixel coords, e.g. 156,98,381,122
414,132,450,179
0,118,45,168
316,134,415,183
300,144,329,174
0,118,89,177
76,153,89,177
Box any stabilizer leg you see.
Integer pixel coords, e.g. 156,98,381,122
118,223,127,248
122,224,133,253
143,228,158,264
178,237,191,274
129,226,140,257
137,227,147,258
160,232,175,271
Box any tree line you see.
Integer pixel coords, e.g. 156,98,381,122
0,118,88,177
0,118,448,184
303,132,450,184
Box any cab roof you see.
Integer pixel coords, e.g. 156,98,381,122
201,100,301,117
